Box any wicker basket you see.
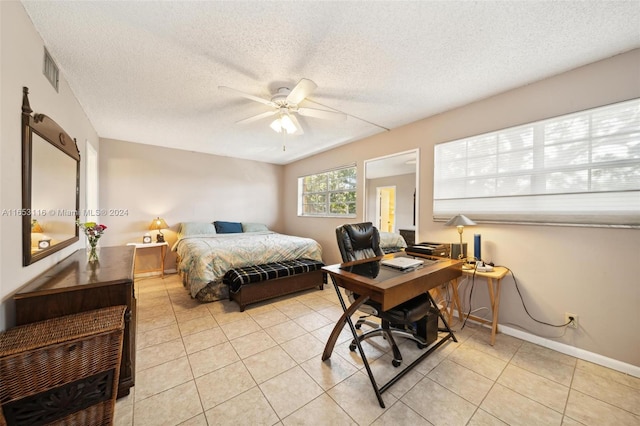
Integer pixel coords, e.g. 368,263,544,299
0,306,126,426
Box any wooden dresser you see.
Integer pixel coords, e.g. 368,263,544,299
14,246,136,398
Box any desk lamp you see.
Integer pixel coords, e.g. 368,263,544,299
149,217,169,243
445,214,476,260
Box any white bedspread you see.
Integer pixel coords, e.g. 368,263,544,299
174,231,323,300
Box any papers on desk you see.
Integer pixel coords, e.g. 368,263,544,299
380,257,424,271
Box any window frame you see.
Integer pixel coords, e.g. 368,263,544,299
298,164,357,218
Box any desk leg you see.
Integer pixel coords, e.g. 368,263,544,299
322,289,368,361
450,279,464,324
160,245,167,278
489,278,502,346
379,291,457,393
324,279,385,408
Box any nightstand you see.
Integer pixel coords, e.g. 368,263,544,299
126,242,168,277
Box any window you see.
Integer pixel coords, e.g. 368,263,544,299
299,165,357,217
433,99,640,227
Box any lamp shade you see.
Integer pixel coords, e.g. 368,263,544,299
149,217,168,231
31,219,43,233
444,214,476,227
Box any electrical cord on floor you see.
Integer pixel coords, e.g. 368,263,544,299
461,269,477,329
498,265,573,328
459,262,573,329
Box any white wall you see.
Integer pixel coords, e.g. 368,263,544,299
282,49,640,368
98,138,284,271
0,2,99,330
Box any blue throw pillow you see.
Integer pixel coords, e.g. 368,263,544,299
214,221,243,234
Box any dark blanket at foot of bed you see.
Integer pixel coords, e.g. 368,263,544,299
224,259,326,311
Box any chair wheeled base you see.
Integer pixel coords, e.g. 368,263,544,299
349,319,429,367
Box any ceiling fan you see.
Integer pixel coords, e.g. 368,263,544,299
219,78,347,135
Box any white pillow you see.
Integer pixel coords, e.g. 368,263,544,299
178,222,217,237
241,222,269,233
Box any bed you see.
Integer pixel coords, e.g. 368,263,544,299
173,222,323,302
379,231,408,253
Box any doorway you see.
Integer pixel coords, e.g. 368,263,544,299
376,186,396,232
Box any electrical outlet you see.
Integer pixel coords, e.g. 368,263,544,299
565,312,578,329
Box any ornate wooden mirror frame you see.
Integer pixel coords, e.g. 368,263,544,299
22,87,80,266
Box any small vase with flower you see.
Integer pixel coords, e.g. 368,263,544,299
77,221,107,263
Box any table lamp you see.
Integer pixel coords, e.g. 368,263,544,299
149,217,169,243
444,214,476,260
31,219,43,233
31,219,52,249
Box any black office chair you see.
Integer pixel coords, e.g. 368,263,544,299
336,222,433,367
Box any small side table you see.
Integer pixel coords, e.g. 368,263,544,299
451,266,509,345
126,242,168,277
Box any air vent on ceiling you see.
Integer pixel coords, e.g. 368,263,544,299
43,48,59,92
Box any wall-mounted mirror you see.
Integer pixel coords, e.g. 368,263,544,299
22,87,80,266
364,149,419,251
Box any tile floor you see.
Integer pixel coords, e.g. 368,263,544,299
114,274,640,426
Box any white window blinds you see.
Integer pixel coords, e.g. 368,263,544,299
433,98,640,227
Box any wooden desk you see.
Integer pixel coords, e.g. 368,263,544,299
14,246,136,398
453,266,509,345
408,253,464,326
127,242,168,277
322,255,462,407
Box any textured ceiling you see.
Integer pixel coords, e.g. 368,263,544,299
21,1,640,165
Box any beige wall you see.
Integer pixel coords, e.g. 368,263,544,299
98,139,284,271
283,49,640,368
0,2,99,330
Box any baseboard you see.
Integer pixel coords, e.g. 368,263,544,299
500,325,640,378
452,310,640,378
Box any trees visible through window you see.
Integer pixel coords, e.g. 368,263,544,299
299,166,357,217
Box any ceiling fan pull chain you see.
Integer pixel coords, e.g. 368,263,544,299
282,128,286,151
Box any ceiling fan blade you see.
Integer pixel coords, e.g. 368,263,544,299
288,114,304,135
219,86,276,107
236,110,277,124
297,107,347,121
286,78,317,105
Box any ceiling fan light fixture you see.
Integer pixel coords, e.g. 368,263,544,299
270,113,297,134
